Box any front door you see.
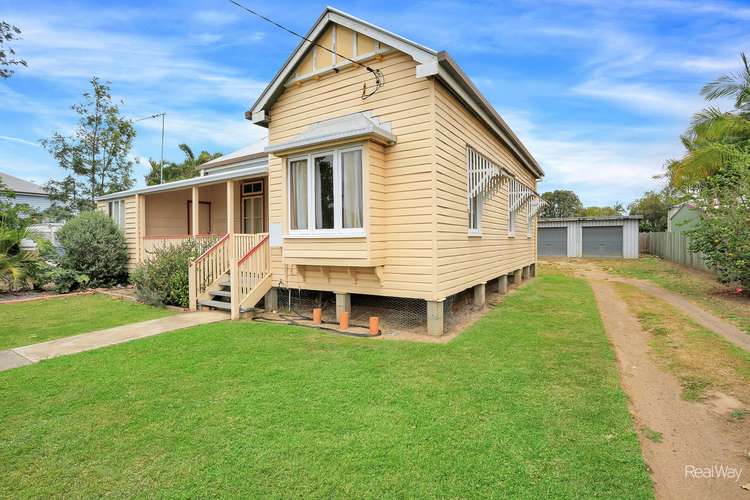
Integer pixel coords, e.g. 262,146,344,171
242,180,265,234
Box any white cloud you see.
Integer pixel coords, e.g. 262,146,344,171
571,79,702,118
0,136,40,148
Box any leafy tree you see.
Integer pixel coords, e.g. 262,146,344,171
42,175,84,220
628,191,670,232
144,144,222,185
0,21,27,78
540,190,583,218
687,149,749,288
0,178,39,230
41,77,136,210
576,202,625,217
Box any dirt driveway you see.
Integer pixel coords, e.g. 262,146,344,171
561,261,749,500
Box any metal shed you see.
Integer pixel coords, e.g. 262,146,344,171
537,216,641,259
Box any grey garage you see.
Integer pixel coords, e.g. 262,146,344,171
537,216,641,259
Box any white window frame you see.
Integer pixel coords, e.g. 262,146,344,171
468,192,482,236
286,144,366,238
508,196,516,237
108,200,125,228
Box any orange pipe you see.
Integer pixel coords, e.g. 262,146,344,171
312,308,322,324
340,311,349,330
369,317,380,336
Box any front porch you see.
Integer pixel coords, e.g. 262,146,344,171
137,175,269,261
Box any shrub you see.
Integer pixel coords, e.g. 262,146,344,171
0,227,41,291
49,267,90,293
57,211,128,287
131,238,213,308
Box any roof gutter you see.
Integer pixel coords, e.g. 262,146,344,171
426,52,544,179
94,164,268,201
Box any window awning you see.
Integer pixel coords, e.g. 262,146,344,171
265,112,397,156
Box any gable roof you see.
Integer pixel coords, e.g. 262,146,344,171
247,6,544,179
0,171,47,196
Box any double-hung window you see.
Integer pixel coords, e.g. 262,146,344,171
288,145,364,236
108,200,125,228
508,197,516,236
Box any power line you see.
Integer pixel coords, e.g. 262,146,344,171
228,0,384,99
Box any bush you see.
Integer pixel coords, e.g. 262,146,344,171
0,227,41,291
49,267,90,293
57,211,128,287
131,238,213,308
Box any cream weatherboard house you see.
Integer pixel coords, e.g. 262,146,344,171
96,7,545,335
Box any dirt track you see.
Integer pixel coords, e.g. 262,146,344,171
575,264,749,499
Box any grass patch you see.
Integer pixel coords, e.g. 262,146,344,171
0,294,174,350
601,256,750,335
641,427,663,443
615,282,750,405
730,409,748,421
0,273,652,498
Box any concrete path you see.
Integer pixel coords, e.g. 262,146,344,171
0,311,228,372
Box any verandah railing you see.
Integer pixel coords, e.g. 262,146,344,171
231,234,271,319
189,234,232,309
187,233,271,312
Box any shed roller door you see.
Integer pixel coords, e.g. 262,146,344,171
538,227,567,256
582,226,623,257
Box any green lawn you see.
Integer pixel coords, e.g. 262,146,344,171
0,293,175,350
0,273,652,498
600,256,750,334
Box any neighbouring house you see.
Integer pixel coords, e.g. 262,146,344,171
667,203,701,233
0,171,52,212
537,216,641,259
96,7,545,335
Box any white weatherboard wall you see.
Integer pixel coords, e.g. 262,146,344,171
538,217,640,259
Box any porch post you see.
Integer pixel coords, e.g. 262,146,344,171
191,186,199,236
226,180,235,235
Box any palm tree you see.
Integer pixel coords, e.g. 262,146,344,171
667,54,750,192
144,144,223,185
0,227,39,291
701,53,750,115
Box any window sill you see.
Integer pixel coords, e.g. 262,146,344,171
285,230,367,239
468,229,482,238
508,233,516,238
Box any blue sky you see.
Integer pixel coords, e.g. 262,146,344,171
1,0,748,206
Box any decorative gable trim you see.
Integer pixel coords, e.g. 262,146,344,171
248,7,438,126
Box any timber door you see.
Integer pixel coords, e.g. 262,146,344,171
242,180,264,234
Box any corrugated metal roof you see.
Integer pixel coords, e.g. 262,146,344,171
201,138,268,170
95,163,268,201
0,171,47,195
265,112,396,154
539,215,642,223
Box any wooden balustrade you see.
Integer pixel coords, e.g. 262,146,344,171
188,234,231,310
231,234,271,319
187,233,271,313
